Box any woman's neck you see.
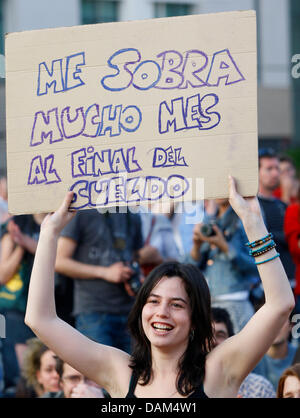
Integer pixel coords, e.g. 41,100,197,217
150,344,186,377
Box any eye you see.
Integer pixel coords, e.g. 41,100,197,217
172,303,184,308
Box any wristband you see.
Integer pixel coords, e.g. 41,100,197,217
246,233,273,249
255,253,280,265
249,240,276,257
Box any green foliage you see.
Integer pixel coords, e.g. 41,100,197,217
286,147,300,173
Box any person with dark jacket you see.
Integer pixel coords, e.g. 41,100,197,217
258,148,295,287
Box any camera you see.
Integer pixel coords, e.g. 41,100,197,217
200,221,216,237
127,261,142,295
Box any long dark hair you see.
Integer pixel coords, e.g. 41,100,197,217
128,261,213,396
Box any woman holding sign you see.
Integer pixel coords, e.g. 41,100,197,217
25,176,294,397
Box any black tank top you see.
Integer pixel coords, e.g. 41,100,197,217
125,372,209,399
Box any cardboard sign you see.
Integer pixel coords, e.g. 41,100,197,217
5,10,257,214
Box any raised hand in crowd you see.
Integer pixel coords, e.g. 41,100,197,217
25,177,295,398
7,220,38,255
70,382,105,398
193,223,229,254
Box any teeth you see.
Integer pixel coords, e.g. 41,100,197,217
153,323,173,330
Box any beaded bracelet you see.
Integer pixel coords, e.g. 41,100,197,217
255,253,280,265
249,240,276,257
246,233,273,249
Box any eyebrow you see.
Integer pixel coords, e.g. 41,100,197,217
64,374,83,380
149,293,188,305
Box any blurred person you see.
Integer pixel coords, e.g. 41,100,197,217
273,156,299,205
24,178,295,398
42,357,106,398
54,270,75,327
139,208,180,276
237,373,276,399
171,201,205,260
284,197,300,314
0,176,7,200
0,176,9,388
211,307,234,349
0,341,3,398
55,209,145,353
70,379,107,398
277,363,300,398
258,148,295,289
14,376,38,398
211,307,276,398
253,314,297,389
190,198,257,333
0,176,9,226
0,213,46,392
21,338,60,397
292,342,300,365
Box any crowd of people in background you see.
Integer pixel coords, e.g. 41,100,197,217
1,147,300,398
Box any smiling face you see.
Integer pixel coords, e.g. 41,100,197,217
141,276,192,351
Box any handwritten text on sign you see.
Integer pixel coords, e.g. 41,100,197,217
29,47,244,209
6,12,257,214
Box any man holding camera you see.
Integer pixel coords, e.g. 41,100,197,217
190,198,258,333
55,209,144,354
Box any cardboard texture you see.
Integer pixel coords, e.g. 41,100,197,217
5,10,258,214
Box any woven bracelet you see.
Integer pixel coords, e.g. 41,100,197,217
251,243,276,258
255,253,280,265
249,240,276,257
246,233,273,249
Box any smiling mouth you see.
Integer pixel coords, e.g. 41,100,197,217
151,322,174,331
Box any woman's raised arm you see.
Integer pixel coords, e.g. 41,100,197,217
207,176,295,391
25,192,131,395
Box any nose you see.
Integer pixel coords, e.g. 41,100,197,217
156,302,170,318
